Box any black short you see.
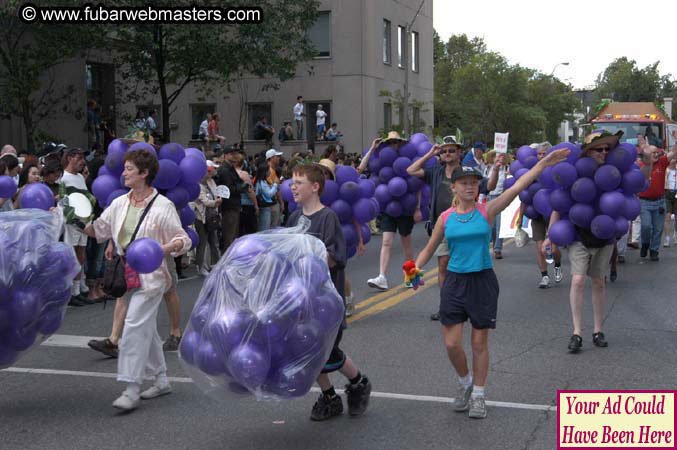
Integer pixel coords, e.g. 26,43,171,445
321,328,345,373
439,269,499,329
379,213,414,236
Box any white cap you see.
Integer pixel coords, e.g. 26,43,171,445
266,149,283,160
206,160,219,169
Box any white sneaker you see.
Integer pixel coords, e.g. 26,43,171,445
112,392,140,411
80,278,89,294
345,293,355,317
367,275,388,291
199,268,210,277
538,275,550,289
140,384,172,400
554,266,563,283
664,236,670,248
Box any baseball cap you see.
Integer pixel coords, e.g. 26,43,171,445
266,149,283,160
473,141,488,151
64,147,89,157
206,160,220,171
451,166,483,182
223,146,239,154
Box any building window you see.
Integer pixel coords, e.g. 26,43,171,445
247,103,273,140
397,26,405,68
384,103,392,130
411,31,419,72
383,19,391,65
190,104,215,140
308,11,331,58
135,105,161,130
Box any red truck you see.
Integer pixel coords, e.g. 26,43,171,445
589,102,676,150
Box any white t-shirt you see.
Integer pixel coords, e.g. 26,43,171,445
293,103,304,121
146,116,157,130
199,119,209,137
316,110,326,126
667,168,677,191
60,170,88,191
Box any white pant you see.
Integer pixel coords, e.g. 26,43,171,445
117,289,166,384
631,216,641,244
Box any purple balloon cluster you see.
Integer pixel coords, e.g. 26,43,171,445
516,142,643,246
93,139,201,249
179,231,344,400
0,210,80,368
363,133,433,223
280,164,378,259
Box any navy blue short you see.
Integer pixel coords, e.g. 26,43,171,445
321,328,345,373
379,213,414,236
439,269,499,329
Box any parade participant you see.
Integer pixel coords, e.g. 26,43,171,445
485,151,509,258
79,149,191,411
366,132,418,291
287,163,372,421
410,148,568,419
461,141,488,173
664,158,677,247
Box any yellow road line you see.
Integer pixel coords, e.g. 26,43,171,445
354,267,439,311
348,277,438,324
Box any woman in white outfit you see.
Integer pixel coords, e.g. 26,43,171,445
81,149,191,411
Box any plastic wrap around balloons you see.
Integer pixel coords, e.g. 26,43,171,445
0,210,80,368
179,220,344,401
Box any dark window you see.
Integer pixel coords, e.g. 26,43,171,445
248,103,272,140
190,104,216,140
308,11,331,58
383,19,391,65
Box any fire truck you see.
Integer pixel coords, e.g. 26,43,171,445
588,102,676,150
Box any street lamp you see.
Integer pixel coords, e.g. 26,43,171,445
550,62,570,77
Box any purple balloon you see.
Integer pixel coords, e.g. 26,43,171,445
9,287,40,327
166,186,189,209
514,168,529,180
17,183,54,210
353,197,376,224
615,217,629,238
379,147,398,167
594,164,622,192
92,175,121,205
179,155,207,184
407,176,424,193
358,178,376,198
517,146,537,164
207,308,260,354
4,326,37,351
330,199,352,224
107,138,128,154
368,173,380,187
197,340,228,375
294,255,329,288
181,181,201,202
272,278,311,324
522,155,538,169
106,189,128,208
571,178,597,204
598,191,625,219
153,159,181,190
227,343,270,389
342,223,358,247
550,188,574,213
549,219,576,247
387,177,408,198
575,157,599,179
320,180,340,205
179,329,201,365
360,223,371,245
368,156,381,173
509,160,524,176
550,142,582,165
0,176,16,198
527,182,543,198
606,145,635,172
184,227,199,250
533,189,552,218
185,147,206,161
126,238,163,273
335,165,359,185
385,200,402,217
280,179,293,203
379,166,395,183
424,156,439,169
285,320,323,359
569,203,596,228
416,141,433,157
128,142,157,156
370,197,381,214
621,170,646,195
37,307,63,336
538,166,558,189
552,162,578,188
590,215,615,240
393,157,412,177
400,193,418,215
339,181,361,204
503,176,516,190
409,133,428,145
179,205,196,227
519,189,533,205
227,236,271,264
159,143,185,164
97,165,113,177
374,184,392,204
265,362,317,398
524,205,539,219
0,344,19,368
399,142,418,159
105,147,126,176
621,195,641,221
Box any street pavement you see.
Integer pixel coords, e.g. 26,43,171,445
2,226,676,450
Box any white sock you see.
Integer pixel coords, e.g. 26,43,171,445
124,383,141,399
471,385,485,398
72,282,80,296
458,373,473,388
156,373,169,387
379,273,386,278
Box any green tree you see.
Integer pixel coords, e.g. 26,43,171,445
529,75,581,143
594,57,661,103
113,0,320,143
0,0,102,152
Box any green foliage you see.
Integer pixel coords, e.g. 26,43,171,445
594,57,661,103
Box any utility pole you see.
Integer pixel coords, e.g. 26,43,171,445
402,0,425,137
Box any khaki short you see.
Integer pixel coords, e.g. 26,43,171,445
63,224,88,247
434,238,449,257
531,217,548,242
568,241,614,279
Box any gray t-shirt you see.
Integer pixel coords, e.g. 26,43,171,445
287,207,346,302
435,172,454,218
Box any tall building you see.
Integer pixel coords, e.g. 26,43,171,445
1,0,433,155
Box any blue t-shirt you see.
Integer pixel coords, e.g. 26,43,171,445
440,203,493,273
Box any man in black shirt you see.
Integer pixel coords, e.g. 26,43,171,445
216,146,244,253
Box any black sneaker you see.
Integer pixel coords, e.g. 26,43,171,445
430,312,440,321
617,255,625,264
68,296,86,307
649,250,659,261
640,245,649,257
592,332,608,348
310,394,343,421
345,376,372,416
87,338,119,358
609,271,617,282
568,334,582,353
163,334,181,352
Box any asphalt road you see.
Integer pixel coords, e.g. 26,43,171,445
2,226,676,450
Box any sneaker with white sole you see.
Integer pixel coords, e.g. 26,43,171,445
538,275,550,289
140,384,172,400
664,236,670,248
199,268,210,277
453,384,473,412
554,266,563,283
468,396,487,419
112,392,140,411
345,293,355,317
367,275,388,290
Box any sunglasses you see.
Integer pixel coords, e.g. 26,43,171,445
441,148,458,154
593,146,611,153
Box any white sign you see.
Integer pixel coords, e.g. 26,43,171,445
499,196,532,239
215,185,230,199
494,132,509,153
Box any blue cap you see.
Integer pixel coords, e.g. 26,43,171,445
473,141,487,151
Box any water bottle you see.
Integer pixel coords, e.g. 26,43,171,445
545,244,554,264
